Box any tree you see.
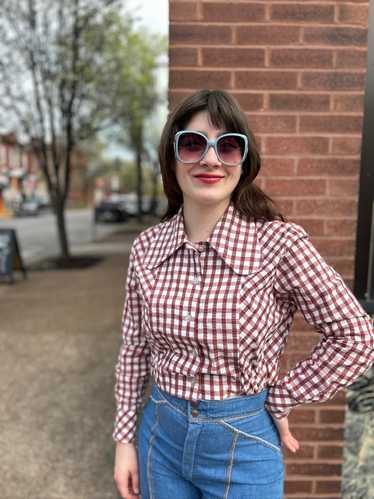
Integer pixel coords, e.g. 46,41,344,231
0,0,159,259
98,19,167,221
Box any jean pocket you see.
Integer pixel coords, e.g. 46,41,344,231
221,407,264,423
218,412,282,455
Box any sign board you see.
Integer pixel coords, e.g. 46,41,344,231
0,228,27,284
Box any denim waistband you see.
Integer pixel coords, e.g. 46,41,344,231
151,382,269,419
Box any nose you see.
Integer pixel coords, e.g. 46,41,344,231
202,144,221,165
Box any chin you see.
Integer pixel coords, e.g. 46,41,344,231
189,192,231,206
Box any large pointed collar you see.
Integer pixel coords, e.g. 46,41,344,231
143,202,263,275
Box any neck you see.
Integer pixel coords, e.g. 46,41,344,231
182,198,231,243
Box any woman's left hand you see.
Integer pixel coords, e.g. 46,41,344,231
269,414,300,453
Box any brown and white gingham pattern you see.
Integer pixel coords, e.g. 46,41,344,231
113,202,374,444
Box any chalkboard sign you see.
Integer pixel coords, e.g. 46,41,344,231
0,228,27,284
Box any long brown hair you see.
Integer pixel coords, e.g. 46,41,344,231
158,89,286,222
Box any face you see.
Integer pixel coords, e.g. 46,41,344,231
174,110,243,209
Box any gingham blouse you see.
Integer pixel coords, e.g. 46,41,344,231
113,201,374,444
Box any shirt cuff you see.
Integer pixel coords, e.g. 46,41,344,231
112,407,138,444
265,384,296,419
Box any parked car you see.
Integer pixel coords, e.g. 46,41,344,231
14,200,40,217
94,193,166,223
94,197,130,223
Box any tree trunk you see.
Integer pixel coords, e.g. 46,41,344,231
148,159,159,216
54,195,70,260
136,146,143,224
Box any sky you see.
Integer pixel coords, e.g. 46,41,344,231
104,0,169,161
126,0,168,35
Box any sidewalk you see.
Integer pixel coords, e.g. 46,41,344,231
0,223,152,499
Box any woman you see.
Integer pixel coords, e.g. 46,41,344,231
113,89,374,499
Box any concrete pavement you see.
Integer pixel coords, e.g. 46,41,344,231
0,219,156,499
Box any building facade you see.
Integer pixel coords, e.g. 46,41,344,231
0,133,89,217
168,1,371,497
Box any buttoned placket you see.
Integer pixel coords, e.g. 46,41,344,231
185,241,207,404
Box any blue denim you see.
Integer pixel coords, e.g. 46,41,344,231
137,382,284,499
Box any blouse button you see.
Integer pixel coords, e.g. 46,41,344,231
193,275,199,285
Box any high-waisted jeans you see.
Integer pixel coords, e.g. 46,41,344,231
137,382,284,499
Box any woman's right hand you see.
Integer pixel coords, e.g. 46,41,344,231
114,441,140,498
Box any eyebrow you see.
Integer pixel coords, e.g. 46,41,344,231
192,129,228,135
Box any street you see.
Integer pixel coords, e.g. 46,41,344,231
0,208,129,264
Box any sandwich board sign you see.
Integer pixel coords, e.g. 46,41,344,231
0,228,27,284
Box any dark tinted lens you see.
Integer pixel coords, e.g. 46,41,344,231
178,132,207,162
217,135,245,164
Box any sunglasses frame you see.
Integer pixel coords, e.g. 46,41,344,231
174,130,249,166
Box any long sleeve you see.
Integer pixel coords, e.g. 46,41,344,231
112,241,151,444
265,224,374,419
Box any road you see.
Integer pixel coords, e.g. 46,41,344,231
0,208,128,264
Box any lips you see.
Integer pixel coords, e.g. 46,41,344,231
194,174,224,178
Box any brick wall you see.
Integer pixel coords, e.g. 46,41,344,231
168,1,369,497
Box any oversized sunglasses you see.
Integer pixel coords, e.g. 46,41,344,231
174,130,249,166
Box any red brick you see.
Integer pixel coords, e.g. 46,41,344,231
301,71,366,91
261,157,296,177
289,218,324,236
288,408,317,424
286,462,342,476
255,177,265,190
169,47,198,66
170,24,232,45
299,115,363,134
345,277,354,289
232,92,264,111
332,94,364,112
290,314,314,331
236,71,297,90
292,426,345,442
315,480,342,494
270,48,333,69
295,199,357,217
202,47,265,67
284,480,313,495
304,26,368,46
265,178,326,197
271,3,335,23
286,333,320,351
317,444,344,460
327,258,354,277
284,443,315,460
330,391,348,404
325,219,357,237
265,136,329,155
338,4,369,26
255,135,264,152
275,198,294,215
331,137,362,155
336,49,368,68
297,158,360,178
268,93,330,112
247,114,297,134
170,1,199,21
202,2,266,22
328,178,359,197
256,0,367,2
237,25,300,45
169,90,198,110
170,70,231,89
319,409,346,424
